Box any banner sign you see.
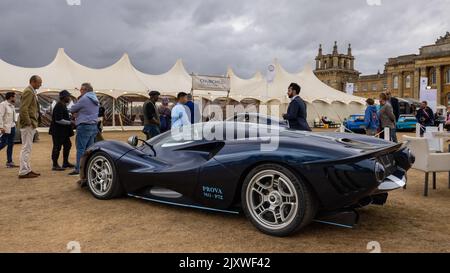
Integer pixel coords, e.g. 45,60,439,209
420,77,428,92
420,88,437,113
345,83,354,95
266,64,276,83
192,75,230,91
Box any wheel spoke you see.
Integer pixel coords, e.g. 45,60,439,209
282,196,296,205
252,184,266,196
274,209,283,224
278,180,294,197
272,176,280,190
254,203,267,216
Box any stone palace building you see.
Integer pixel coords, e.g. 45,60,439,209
314,32,450,106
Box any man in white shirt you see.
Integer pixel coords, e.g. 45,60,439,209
171,92,191,129
0,92,18,168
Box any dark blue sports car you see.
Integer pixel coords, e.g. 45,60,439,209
79,122,414,237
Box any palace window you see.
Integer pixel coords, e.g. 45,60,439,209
362,83,368,91
405,75,411,88
372,83,378,91
446,69,450,83
393,76,399,89
430,69,437,85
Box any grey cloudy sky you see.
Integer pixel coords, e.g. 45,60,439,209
0,0,449,78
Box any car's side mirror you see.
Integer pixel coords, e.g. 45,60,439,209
127,136,139,147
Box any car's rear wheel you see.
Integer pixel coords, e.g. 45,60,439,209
87,152,123,200
242,164,317,237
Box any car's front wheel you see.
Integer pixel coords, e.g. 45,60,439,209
242,164,317,237
87,152,123,200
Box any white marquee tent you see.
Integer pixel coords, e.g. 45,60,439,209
0,48,366,124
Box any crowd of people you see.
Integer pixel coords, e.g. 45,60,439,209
0,76,104,179
1,77,449,179
363,91,450,142
0,76,206,178
141,91,201,140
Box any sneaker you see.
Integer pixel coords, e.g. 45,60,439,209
68,171,80,176
52,165,66,171
62,162,75,169
6,162,18,168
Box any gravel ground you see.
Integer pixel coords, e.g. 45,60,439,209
0,130,449,253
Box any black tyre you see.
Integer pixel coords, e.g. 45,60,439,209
241,164,317,237
86,152,123,200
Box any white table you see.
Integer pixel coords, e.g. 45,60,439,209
431,132,450,152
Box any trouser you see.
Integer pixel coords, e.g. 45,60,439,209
0,127,15,163
75,124,98,172
143,124,161,140
95,121,104,142
51,134,72,166
19,126,36,176
390,128,398,143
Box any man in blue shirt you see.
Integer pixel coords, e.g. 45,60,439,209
171,92,191,129
185,94,201,124
69,83,99,176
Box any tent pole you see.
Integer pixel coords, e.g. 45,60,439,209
112,99,116,128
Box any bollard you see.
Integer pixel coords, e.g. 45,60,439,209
439,123,444,132
340,125,345,133
416,123,421,138
384,127,390,141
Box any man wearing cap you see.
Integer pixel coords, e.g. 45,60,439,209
49,90,75,171
143,91,161,140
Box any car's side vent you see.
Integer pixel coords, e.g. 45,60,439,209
325,167,365,195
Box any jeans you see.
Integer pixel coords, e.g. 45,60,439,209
143,124,160,140
390,128,398,143
75,124,98,172
0,126,15,163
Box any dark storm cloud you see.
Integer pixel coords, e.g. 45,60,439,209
0,0,449,77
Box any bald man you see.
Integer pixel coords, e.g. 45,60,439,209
18,75,42,179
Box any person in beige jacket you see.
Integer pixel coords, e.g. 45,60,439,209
378,92,398,143
18,75,42,179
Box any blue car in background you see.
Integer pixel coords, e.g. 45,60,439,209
343,114,366,133
397,115,417,132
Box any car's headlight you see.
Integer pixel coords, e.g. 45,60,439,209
375,162,386,182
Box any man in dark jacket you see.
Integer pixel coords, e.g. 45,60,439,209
416,101,435,137
386,91,400,122
49,90,74,171
143,91,160,140
283,83,311,131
